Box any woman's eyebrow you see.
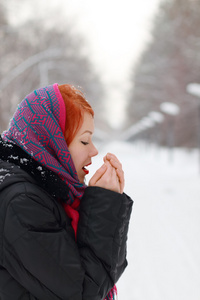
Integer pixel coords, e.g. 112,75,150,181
81,130,93,135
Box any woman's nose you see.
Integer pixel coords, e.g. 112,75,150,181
90,144,98,157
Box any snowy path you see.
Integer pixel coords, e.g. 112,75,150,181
87,141,200,300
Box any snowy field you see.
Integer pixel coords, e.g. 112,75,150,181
87,141,200,300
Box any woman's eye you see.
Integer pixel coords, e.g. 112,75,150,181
81,141,89,145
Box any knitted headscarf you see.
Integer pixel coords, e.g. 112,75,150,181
2,83,117,300
2,83,85,201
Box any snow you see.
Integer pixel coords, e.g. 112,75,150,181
148,111,164,123
87,141,200,300
0,170,11,183
187,83,200,99
9,155,19,160
37,166,43,171
20,158,28,164
160,102,180,116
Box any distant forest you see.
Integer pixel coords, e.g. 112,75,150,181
0,0,106,134
127,0,200,147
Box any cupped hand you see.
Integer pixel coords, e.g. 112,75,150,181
89,160,121,193
103,153,125,194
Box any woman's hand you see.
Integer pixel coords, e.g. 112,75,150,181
89,161,121,193
103,153,125,194
89,153,124,194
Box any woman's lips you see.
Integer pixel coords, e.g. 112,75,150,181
83,167,89,175
82,163,91,175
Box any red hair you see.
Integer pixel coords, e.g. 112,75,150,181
58,84,94,145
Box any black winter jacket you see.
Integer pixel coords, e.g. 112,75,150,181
0,138,133,300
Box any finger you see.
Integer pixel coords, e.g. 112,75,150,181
105,160,122,185
105,154,124,193
116,168,125,193
105,153,122,169
115,166,124,180
106,157,123,185
99,162,114,184
105,153,121,163
111,166,121,193
103,161,113,178
89,164,107,186
101,163,120,193
108,158,122,171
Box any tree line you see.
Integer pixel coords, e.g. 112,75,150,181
0,0,105,133
127,0,200,147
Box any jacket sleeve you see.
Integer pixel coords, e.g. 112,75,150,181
77,186,133,300
3,184,133,300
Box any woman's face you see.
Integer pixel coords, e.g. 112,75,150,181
68,112,98,183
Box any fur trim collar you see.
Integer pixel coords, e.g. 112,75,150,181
0,136,69,201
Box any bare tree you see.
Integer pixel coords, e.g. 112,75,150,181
0,2,105,132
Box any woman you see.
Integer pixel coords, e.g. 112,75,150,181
0,83,133,300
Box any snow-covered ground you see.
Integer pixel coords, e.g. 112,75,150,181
87,141,200,300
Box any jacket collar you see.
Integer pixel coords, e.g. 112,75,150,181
0,136,69,201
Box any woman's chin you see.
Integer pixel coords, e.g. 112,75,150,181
78,174,85,184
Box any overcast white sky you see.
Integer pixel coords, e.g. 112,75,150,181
9,0,161,127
